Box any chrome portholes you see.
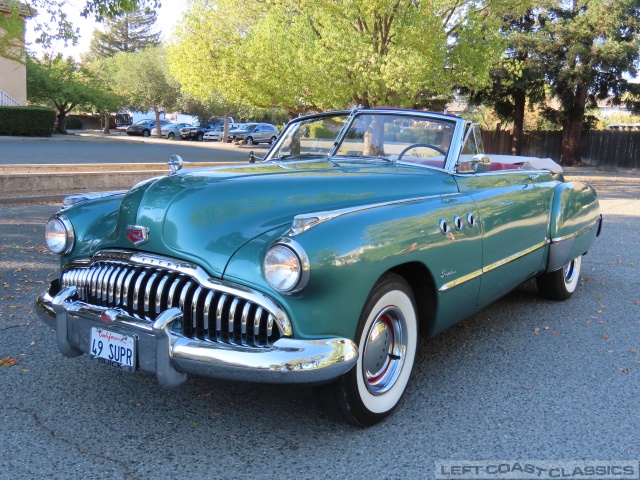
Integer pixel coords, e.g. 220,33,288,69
467,213,476,228
439,218,450,235
440,213,476,234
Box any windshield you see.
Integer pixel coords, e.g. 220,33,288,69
267,112,456,168
268,115,349,160
136,120,152,125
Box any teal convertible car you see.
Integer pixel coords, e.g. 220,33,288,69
36,107,602,426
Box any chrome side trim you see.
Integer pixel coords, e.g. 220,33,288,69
551,217,601,243
288,193,460,236
439,269,483,292
439,239,549,292
482,240,549,274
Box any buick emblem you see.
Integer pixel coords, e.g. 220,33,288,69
126,225,149,246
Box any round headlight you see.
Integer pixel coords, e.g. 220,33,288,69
264,244,307,292
45,216,74,254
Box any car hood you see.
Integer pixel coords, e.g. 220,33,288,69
106,159,458,278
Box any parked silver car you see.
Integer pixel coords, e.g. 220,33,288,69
151,122,192,140
126,119,171,137
228,123,279,145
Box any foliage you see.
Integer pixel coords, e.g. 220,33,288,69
0,105,55,136
85,7,160,60
26,54,118,132
24,0,160,55
593,111,640,130
107,47,182,134
168,0,533,114
0,1,26,62
530,0,640,165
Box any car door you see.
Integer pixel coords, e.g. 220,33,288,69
453,125,556,305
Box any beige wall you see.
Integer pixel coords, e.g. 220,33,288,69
0,55,26,105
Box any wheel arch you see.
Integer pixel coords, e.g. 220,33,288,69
387,261,437,337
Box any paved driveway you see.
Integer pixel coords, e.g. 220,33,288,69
0,170,638,479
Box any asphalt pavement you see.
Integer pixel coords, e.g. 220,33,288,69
0,130,259,165
0,166,639,478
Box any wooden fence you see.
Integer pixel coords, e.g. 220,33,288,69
482,130,640,169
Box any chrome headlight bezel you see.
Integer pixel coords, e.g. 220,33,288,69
263,238,310,294
45,215,74,255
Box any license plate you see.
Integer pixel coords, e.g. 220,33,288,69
90,327,136,372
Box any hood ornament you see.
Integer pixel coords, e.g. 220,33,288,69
168,154,183,175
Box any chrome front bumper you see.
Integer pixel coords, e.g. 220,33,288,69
36,285,358,388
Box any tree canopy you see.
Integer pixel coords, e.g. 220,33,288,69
168,0,532,114
26,54,122,132
86,7,160,60
108,46,182,137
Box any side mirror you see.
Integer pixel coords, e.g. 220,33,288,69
249,151,263,164
457,154,491,174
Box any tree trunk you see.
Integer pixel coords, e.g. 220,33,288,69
511,89,526,156
560,85,587,166
103,112,111,135
56,112,67,134
154,109,162,139
223,111,232,144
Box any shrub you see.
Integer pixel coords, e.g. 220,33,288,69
0,106,55,136
65,116,83,129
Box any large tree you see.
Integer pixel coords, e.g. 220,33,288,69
535,0,640,165
86,7,160,60
168,0,532,114
26,54,120,133
108,46,181,138
468,10,547,155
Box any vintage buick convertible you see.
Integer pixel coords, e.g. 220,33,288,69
36,107,602,426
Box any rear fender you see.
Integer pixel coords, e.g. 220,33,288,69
547,182,601,272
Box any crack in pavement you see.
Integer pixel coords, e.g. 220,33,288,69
0,323,31,331
14,407,140,479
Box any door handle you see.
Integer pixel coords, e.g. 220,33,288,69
529,174,540,180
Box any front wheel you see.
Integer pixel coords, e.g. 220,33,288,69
328,273,418,426
167,132,175,140
270,136,277,145
536,255,582,300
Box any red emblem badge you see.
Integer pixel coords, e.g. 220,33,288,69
126,225,149,246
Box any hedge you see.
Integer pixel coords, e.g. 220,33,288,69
0,106,56,137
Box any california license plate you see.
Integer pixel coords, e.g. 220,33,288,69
90,327,136,372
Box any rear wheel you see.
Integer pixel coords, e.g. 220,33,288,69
196,132,204,142
327,273,418,426
142,129,150,137
245,137,254,145
168,132,175,140
537,255,582,300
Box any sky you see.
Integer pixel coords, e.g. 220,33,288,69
24,0,187,59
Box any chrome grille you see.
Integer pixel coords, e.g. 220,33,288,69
60,261,280,347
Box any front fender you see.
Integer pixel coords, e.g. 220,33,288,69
547,182,601,272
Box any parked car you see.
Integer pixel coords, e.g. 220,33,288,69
203,126,224,141
228,123,279,145
36,107,602,426
126,119,171,137
151,122,192,140
180,117,237,141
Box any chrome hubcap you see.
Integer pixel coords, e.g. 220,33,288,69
564,259,577,284
363,306,406,395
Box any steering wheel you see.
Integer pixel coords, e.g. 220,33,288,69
397,143,447,162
